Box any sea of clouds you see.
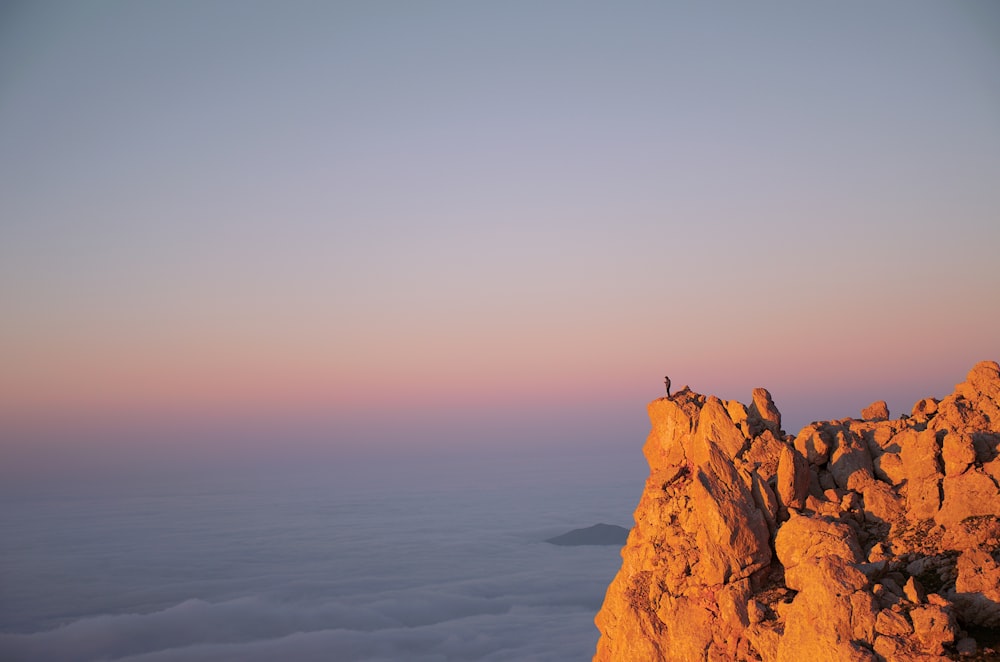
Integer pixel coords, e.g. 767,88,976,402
0,451,641,661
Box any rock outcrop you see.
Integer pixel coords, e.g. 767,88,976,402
595,361,1000,661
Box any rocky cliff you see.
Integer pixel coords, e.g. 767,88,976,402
595,361,1000,662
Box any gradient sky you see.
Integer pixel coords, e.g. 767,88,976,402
2,1,999,469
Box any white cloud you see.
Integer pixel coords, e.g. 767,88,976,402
0,454,637,661
0,553,616,662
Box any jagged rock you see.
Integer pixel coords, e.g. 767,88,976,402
951,548,1000,627
688,443,771,585
863,400,890,421
774,513,863,591
793,423,833,465
930,377,993,434
747,599,767,624
743,428,786,482
862,480,905,524
904,576,926,603
749,470,779,536
698,395,748,460
875,608,912,636
595,387,771,662
935,468,1000,527
898,429,943,520
874,634,949,661
964,360,1000,401
777,561,878,662
909,604,957,655
875,450,906,486
829,427,875,491
595,362,1000,661
775,445,809,512
750,387,782,433
941,432,976,476
912,397,939,420
941,514,1000,551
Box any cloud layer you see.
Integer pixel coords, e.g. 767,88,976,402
0,456,636,661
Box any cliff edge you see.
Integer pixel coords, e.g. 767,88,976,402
595,361,1000,662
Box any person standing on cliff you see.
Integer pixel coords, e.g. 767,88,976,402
664,375,671,397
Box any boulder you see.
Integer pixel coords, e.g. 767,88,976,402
775,445,810,512
951,548,1000,627
862,400,890,421
909,604,957,655
898,429,942,520
793,423,833,465
935,469,1000,528
940,432,976,477
829,428,875,491
911,397,938,420
773,513,862,592
750,387,782,433
875,609,912,637
964,360,1000,401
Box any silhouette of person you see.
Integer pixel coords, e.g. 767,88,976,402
664,375,671,397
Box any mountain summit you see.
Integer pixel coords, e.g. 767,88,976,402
595,361,1000,661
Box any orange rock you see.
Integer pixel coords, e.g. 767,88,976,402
964,360,1000,401
935,469,1000,528
742,428,786,482
750,387,782,433
774,513,863,591
749,470,779,536
874,450,906,486
909,604,957,655
875,609,912,636
595,363,1000,661
862,400,890,421
697,395,747,461
776,555,877,662
829,428,875,491
873,634,950,661
898,429,942,520
688,454,771,585
951,548,1000,627
862,481,905,525
776,445,809,512
940,431,976,476
793,423,832,465
903,576,926,604
911,397,938,420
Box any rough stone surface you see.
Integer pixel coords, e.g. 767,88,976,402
775,445,809,512
595,361,1000,661
941,432,976,477
875,608,912,636
750,387,782,433
862,400,890,421
951,547,1000,627
899,429,943,520
909,604,957,655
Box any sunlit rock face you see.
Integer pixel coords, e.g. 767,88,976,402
595,361,1000,662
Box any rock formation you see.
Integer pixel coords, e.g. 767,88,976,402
595,361,1000,661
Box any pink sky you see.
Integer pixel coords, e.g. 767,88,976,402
2,2,998,468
